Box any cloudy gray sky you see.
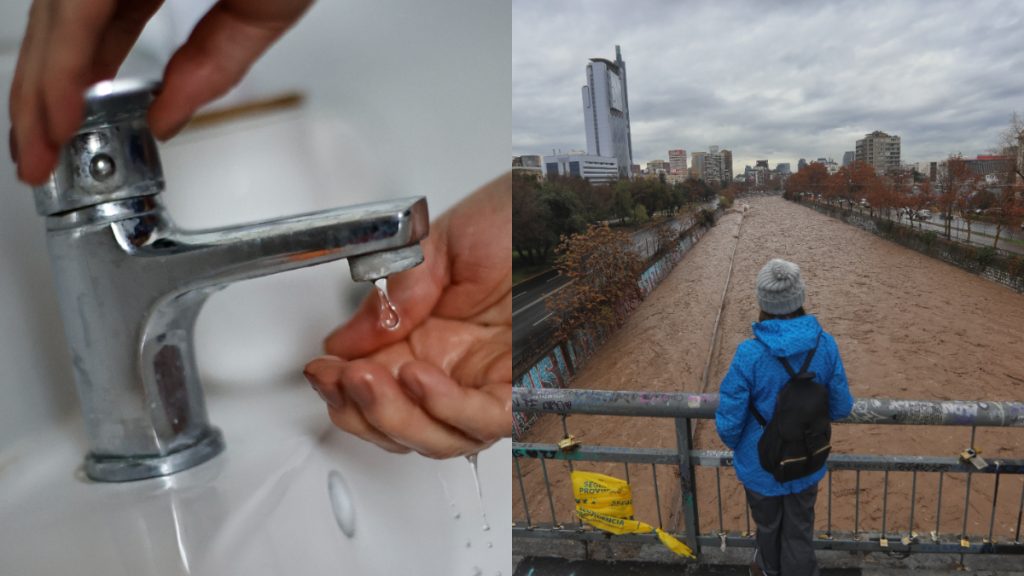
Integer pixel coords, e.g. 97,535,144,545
512,0,1024,172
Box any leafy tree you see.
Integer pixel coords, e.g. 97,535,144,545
803,162,830,200
935,155,972,239
511,176,587,265
540,179,588,237
907,180,933,229
550,225,644,342
632,203,649,224
512,175,553,264
612,181,634,223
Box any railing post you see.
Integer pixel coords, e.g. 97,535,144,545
675,416,701,557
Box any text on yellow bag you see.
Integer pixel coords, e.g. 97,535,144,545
571,470,696,559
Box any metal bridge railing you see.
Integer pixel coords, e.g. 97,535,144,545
512,388,1024,560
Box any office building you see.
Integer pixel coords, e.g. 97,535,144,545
691,151,707,179
814,157,839,175
842,151,855,166
647,159,670,174
512,155,544,181
855,130,901,174
668,149,687,174
543,152,619,184
720,149,733,183
776,162,791,175
797,158,808,172
582,45,634,179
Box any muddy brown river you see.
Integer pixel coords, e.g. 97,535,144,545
515,196,1024,545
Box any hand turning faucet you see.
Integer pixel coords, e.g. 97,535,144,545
32,80,429,482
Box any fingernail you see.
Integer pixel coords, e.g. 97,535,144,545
157,116,190,141
345,374,375,407
304,368,343,409
9,129,17,163
403,374,424,401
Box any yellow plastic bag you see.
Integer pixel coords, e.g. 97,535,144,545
571,470,696,559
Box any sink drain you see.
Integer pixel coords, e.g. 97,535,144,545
327,470,356,538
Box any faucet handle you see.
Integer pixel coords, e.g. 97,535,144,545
33,79,164,216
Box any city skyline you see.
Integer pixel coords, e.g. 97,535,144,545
513,0,1024,172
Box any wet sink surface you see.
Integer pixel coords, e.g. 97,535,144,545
0,382,511,575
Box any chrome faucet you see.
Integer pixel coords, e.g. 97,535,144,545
33,80,429,482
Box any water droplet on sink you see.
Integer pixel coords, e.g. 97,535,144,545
466,453,491,532
373,279,400,331
465,539,472,548
487,541,493,548
327,470,356,538
471,567,482,576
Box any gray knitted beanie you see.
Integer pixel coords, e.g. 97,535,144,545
756,258,805,315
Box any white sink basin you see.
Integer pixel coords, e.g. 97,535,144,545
0,382,511,575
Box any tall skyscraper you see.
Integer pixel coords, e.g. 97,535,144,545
797,158,807,172
668,149,687,174
855,131,901,174
582,45,634,179
842,151,855,166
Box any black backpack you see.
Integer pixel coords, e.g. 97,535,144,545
749,334,832,483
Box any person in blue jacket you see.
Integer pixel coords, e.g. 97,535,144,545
716,258,854,576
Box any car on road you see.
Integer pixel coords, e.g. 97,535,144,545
913,209,932,221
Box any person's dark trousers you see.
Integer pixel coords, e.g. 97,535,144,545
745,484,819,576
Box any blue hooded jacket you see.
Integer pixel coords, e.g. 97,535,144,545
715,314,854,496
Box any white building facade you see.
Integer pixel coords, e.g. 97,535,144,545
543,153,620,184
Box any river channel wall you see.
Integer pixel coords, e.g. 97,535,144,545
512,210,721,439
795,199,1024,293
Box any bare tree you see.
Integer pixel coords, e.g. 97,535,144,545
997,111,1024,181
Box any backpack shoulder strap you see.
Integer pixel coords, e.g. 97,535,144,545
797,332,823,374
748,394,767,427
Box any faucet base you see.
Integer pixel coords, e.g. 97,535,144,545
84,427,225,482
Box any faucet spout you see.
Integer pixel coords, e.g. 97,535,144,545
121,196,429,290
156,195,428,286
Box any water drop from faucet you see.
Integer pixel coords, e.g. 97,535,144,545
373,279,400,331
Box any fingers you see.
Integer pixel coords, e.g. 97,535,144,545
305,357,485,459
305,356,410,454
91,0,165,80
41,0,118,144
148,1,311,139
399,361,511,443
11,0,59,184
11,0,158,184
